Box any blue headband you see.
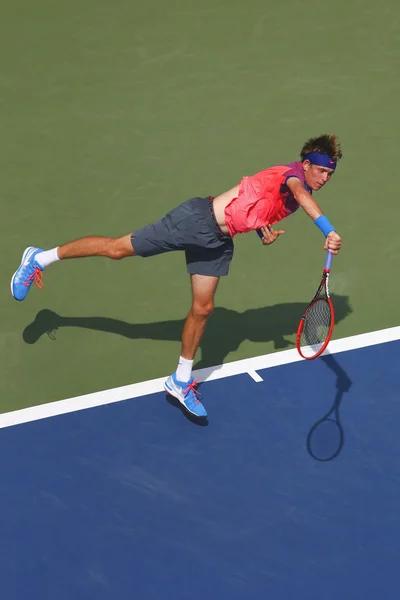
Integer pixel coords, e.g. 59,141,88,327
303,152,336,170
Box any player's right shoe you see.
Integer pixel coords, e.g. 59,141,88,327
164,373,207,418
11,247,45,301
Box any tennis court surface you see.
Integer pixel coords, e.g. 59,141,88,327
1,329,400,599
2,0,400,597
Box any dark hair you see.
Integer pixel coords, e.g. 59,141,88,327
300,134,342,162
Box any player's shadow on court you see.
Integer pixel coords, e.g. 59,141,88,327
23,294,352,372
306,353,352,462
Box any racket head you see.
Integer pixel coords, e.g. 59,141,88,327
296,296,335,360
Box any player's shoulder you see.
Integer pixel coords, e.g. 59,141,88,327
250,163,294,178
247,161,304,187
281,161,306,183
282,161,304,175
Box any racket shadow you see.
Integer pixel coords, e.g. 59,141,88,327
306,353,352,462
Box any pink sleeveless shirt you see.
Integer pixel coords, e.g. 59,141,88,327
224,161,311,237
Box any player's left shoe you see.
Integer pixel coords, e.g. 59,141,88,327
164,373,207,418
11,247,45,301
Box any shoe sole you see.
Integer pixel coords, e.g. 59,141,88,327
10,246,36,301
164,382,207,418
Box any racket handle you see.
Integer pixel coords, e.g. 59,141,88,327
324,250,333,271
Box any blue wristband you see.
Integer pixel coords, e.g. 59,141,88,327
256,228,263,239
314,215,335,237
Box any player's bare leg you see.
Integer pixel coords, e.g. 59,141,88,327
11,234,135,301
164,274,220,418
58,234,135,259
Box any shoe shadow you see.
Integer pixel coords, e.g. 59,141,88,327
164,394,209,427
23,294,353,373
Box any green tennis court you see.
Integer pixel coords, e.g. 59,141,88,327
2,0,399,414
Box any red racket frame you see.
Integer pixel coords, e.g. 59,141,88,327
296,253,335,360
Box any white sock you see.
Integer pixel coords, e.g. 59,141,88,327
176,356,194,383
35,247,60,269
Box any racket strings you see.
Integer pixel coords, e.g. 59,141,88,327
301,298,331,347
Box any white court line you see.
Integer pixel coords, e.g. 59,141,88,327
247,369,264,382
1,325,399,430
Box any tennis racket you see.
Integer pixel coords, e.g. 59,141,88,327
296,250,334,360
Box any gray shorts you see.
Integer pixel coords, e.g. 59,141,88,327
130,197,234,277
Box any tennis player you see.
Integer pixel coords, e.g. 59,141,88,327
11,134,343,418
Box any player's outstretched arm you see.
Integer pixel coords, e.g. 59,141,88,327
286,177,343,254
286,177,323,220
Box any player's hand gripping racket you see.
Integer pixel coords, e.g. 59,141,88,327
296,250,334,360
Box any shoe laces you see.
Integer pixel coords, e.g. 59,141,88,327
183,379,200,404
24,266,44,289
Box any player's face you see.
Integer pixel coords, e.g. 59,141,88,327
303,162,335,191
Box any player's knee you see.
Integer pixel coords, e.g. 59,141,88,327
192,300,215,319
108,238,131,260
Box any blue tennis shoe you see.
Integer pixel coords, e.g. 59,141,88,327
164,373,207,418
11,247,45,301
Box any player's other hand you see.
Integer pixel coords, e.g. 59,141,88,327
324,231,342,254
260,224,285,245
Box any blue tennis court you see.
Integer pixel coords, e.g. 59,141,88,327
1,335,400,599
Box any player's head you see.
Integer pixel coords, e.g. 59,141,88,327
300,134,342,191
